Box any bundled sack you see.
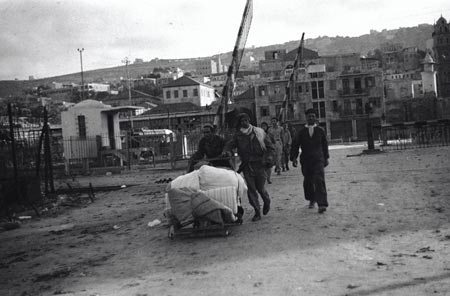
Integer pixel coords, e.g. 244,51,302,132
201,186,238,214
166,187,198,226
191,191,236,224
165,170,200,214
197,165,247,200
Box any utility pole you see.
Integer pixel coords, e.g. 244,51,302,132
77,48,85,101
122,57,133,130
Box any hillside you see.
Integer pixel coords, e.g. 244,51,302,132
0,24,434,98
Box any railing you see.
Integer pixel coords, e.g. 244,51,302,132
379,119,450,151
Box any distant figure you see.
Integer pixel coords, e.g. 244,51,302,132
261,122,274,184
290,108,329,214
281,122,292,171
187,124,230,173
267,117,283,175
223,113,275,222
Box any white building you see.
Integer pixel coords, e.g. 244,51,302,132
162,76,216,107
61,100,137,160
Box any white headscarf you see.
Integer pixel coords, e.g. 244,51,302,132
240,124,266,151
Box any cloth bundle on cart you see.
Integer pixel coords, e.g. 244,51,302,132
165,165,247,226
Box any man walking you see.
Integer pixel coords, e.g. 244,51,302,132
268,117,283,175
224,113,275,221
290,108,329,213
281,122,292,171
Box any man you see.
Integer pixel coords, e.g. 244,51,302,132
267,117,283,175
281,122,292,172
223,113,275,221
290,108,329,214
187,123,230,173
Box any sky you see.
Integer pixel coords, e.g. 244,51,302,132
1,0,450,81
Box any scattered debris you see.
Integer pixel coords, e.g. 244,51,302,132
113,225,120,230
347,284,359,289
376,261,387,266
416,246,434,253
147,219,161,227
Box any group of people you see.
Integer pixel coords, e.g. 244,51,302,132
187,108,329,221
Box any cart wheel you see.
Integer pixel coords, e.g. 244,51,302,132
168,225,175,240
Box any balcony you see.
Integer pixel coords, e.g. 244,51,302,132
338,88,369,97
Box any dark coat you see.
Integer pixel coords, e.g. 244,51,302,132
290,126,329,165
224,127,275,166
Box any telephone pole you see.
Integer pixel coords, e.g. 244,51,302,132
122,57,133,130
77,48,85,101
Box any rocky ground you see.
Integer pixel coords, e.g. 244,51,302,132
1,145,450,296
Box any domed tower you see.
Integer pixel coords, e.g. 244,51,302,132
432,16,450,97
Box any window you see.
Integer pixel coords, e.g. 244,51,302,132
311,81,324,99
258,86,266,96
183,90,188,97
318,81,324,98
332,100,338,112
78,115,86,139
274,85,280,94
311,81,318,99
354,78,362,90
166,90,171,99
260,106,269,117
298,84,302,93
365,77,374,88
319,101,325,118
193,88,198,96
343,79,350,94
174,90,179,98
344,99,351,114
313,102,326,118
355,99,363,114
329,80,336,90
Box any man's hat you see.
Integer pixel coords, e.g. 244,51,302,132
202,123,214,130
237,112,250,123
305,108,317,116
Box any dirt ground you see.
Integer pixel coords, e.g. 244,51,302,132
1,145,450,296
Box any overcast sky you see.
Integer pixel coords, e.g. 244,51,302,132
1,0,450,81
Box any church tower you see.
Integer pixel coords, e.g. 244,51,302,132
421,52,437,95
432,16,450,97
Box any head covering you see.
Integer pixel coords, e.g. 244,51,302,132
202,123,214,130
305,108,318,116
237,112,250,125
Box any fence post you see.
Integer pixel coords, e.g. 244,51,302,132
7,103,19,202
170,134,175,170
126,131,131,170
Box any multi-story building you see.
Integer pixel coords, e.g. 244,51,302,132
162,76,215,107
194,59,218,76
432,16,450,97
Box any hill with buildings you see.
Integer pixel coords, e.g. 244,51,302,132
0,23,434,98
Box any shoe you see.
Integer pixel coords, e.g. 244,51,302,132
318,207,327,214
282,168,285,172
277,171,281,175
263,201,271,215
286,167,289,171
252,214,261,222
267,180,272,184
308,201,315,208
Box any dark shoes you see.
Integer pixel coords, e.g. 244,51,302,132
263,201,271,215
252,214,261,222
318,206,327,214
308,201,315,208
267,180,272,184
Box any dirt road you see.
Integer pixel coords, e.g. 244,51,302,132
1,146,450,296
